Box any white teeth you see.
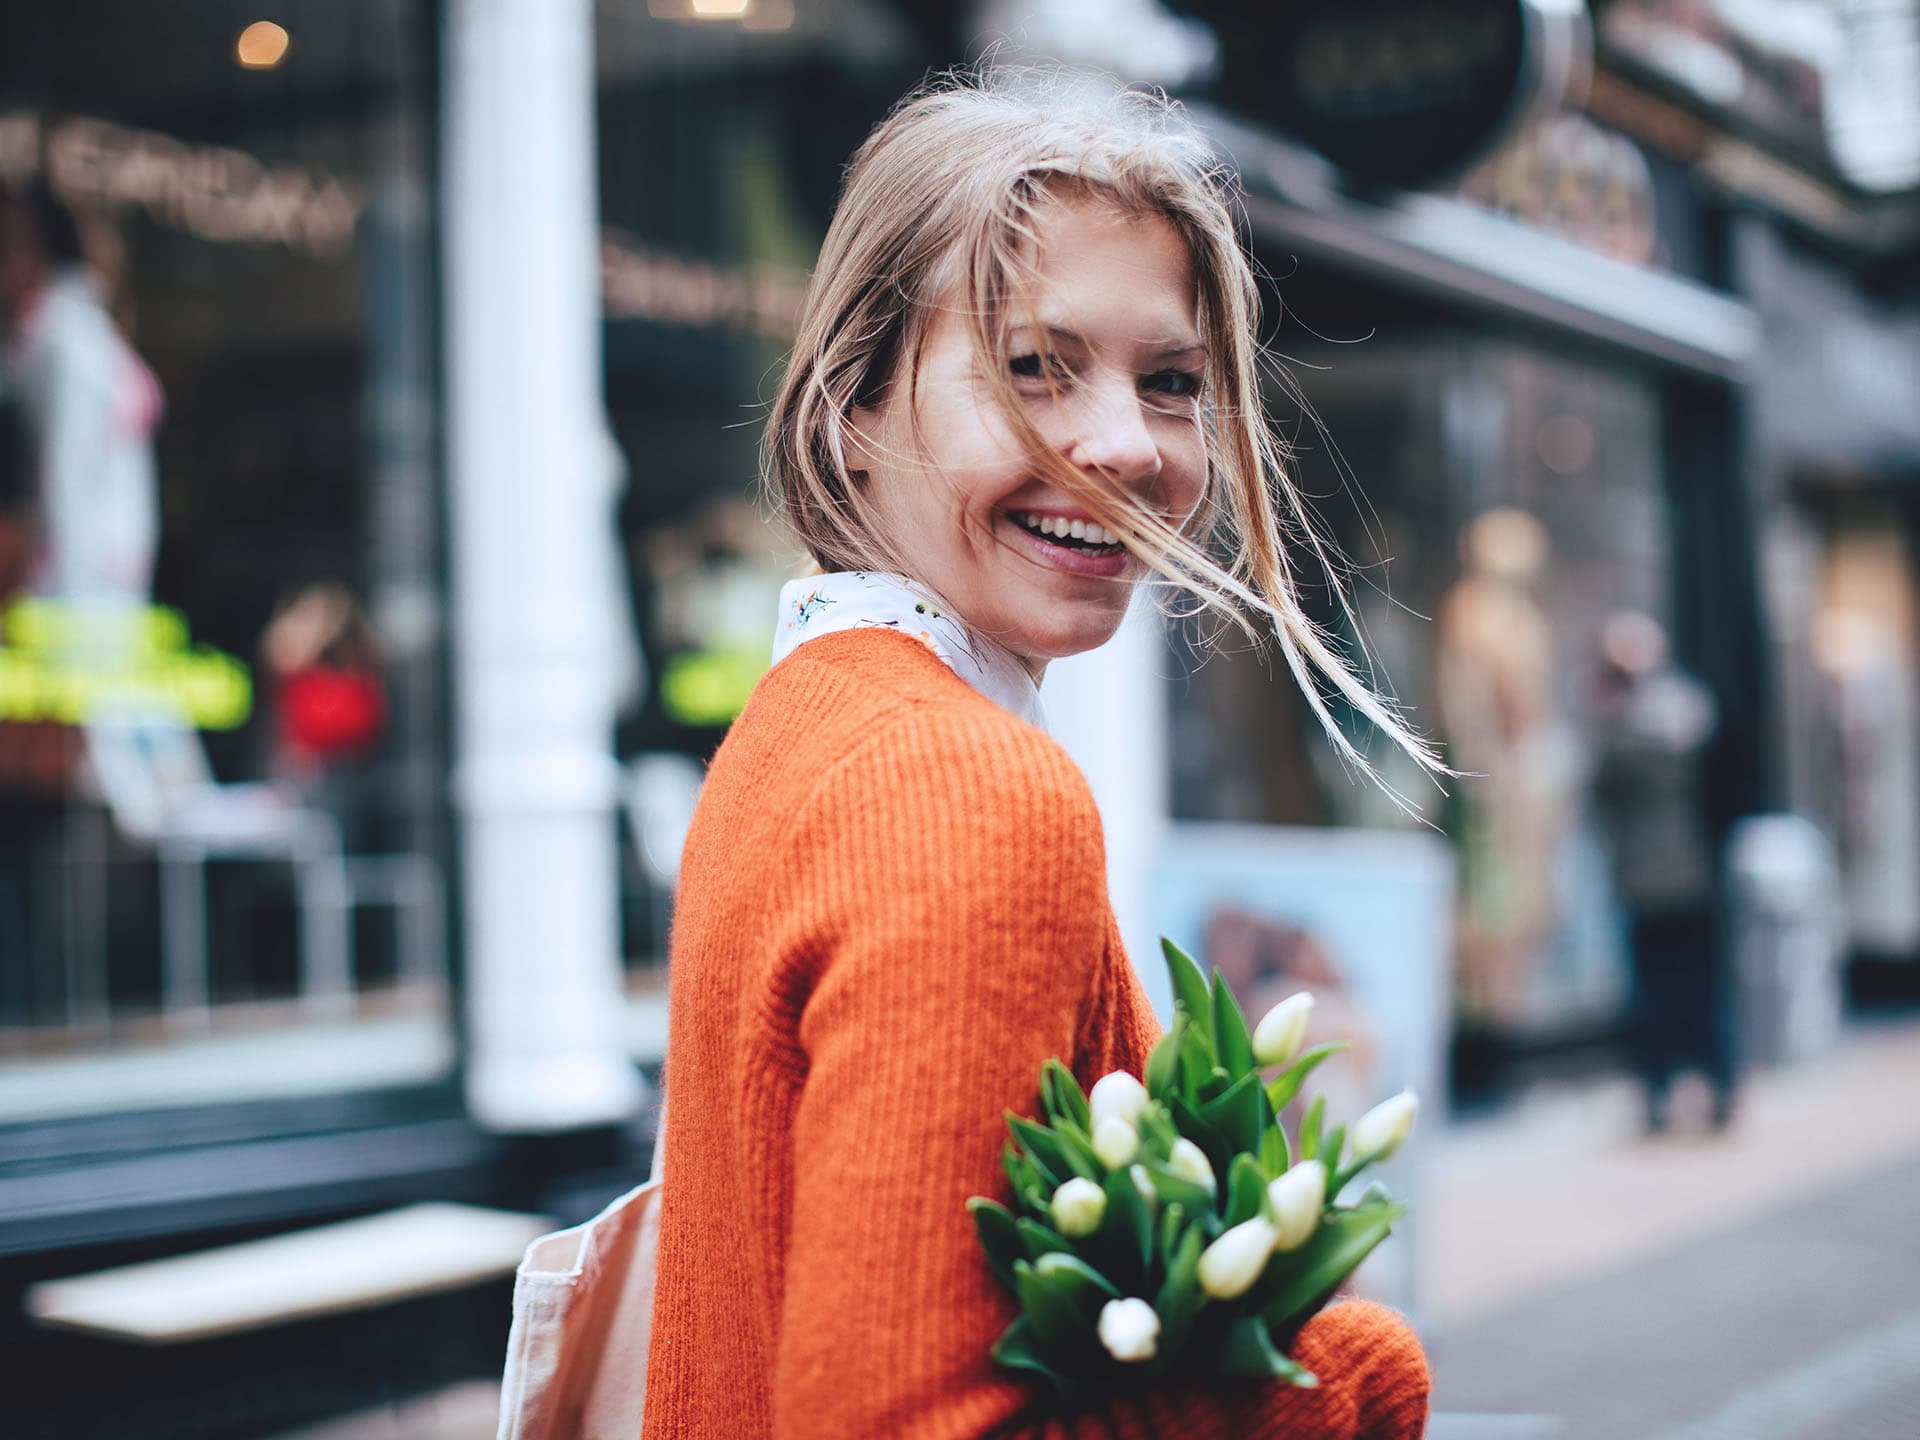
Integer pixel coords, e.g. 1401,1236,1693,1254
1013,512,1121,548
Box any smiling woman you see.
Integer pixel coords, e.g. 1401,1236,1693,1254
644,66,1437,1440
847,197,1208,674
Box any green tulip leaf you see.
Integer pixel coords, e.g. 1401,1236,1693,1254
1299,1094,1325,1163
1136,1157,1216,1215
1259,1118,1292,1179
1015,1216,1071,1264
1178,1021,1216,1101
1138,1103,1180,1156
1162,937,1213,1045
1200,1071,1268,1156
1155,1200,1187,1270
1165,1092,1231,1181
1329,1147,1377,1201
1102,1164,1154,1281
1265,1041,1351,1115
1225,1152,1268,1228
1218,1314,1320,1385
1146,1015,1185,1103
1040,1058,1091,1133
991,1316,1068,1393
1008,1114,1099,1183
1013,1259,1086,1355
969,1198,1024,1289
1152,1220,1206,1358
1002,1142,1031,1200
1053,1116,1099,1163
1319,1124,1347,1179
1210,967,1256,1078
1204,1065,1234,1104
1259,1200,1406,1328
1004,1118,1062,1189
1034,1250,1122,1304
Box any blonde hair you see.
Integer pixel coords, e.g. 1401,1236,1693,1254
764,66,1443,790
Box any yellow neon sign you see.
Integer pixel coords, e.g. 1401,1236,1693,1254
0,599,253,730
660,640,769,728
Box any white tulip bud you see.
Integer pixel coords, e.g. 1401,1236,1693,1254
1266,1159,1327,1253
1353,1089,1419,1163
1197,1215,1278,1300
1089,1070,1151,1131
1251,992,1314,1067
1049,1176,1107,1237
1166,1138,1217,1195
1093,1114,1140,1170
1097,1297,1162,1362
1130,1163,1160,1214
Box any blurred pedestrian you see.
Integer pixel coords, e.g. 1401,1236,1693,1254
1590,611,1736,1131
0,180,161,1023
261,582,388,787
1436,507,1578,1030
0,178,162,617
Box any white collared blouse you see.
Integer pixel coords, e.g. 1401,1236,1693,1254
771,571,1047,731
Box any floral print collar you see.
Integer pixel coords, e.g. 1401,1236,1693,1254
772,572,1047,730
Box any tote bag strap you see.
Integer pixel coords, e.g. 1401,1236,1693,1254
649,1096,666,1183
496,1095,667,1440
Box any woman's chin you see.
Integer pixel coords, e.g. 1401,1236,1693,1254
1005,609,1131,670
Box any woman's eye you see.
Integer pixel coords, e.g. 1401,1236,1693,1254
1143,368,1203,399
1009,352,1071,381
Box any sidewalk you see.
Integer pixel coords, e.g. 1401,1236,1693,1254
1422,1016,1920,1327
1423,1016,1920,1438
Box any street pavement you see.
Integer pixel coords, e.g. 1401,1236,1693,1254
1424,1018,1920,1439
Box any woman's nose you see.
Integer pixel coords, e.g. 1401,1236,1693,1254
1065,381,1162,485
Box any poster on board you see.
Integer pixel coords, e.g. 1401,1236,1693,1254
1150,822,1455,1313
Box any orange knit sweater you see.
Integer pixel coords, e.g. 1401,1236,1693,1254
643,629,1430,1439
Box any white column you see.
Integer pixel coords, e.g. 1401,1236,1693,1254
443,0,642,1132
1044,598,1175,1019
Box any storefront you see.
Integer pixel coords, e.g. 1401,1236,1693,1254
0,6,497,1433
1160,86,1769,1086
1740,224,1920,969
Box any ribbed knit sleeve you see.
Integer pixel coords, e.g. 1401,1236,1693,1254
766,704,1428,1440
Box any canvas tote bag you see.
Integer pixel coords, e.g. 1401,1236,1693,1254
495,1111,665,1440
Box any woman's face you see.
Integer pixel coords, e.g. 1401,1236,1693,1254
850,197,1208,679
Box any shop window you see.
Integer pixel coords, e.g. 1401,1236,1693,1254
0,1,451,1120
1171,331,1664,1043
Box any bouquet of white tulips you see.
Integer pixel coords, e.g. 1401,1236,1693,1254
968,938,1417,1395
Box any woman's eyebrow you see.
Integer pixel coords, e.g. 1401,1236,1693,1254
1015,323,1205,360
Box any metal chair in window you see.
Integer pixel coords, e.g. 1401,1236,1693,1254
83,719,355,1029
77,714,463,1034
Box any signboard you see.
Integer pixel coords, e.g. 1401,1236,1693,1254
0,599,251,729
1190,0,1593,191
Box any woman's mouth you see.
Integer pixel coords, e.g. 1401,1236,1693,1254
1004,509,1131,578
1008,510,1124,556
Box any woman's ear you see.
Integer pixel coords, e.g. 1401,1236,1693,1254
845,400,884,483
